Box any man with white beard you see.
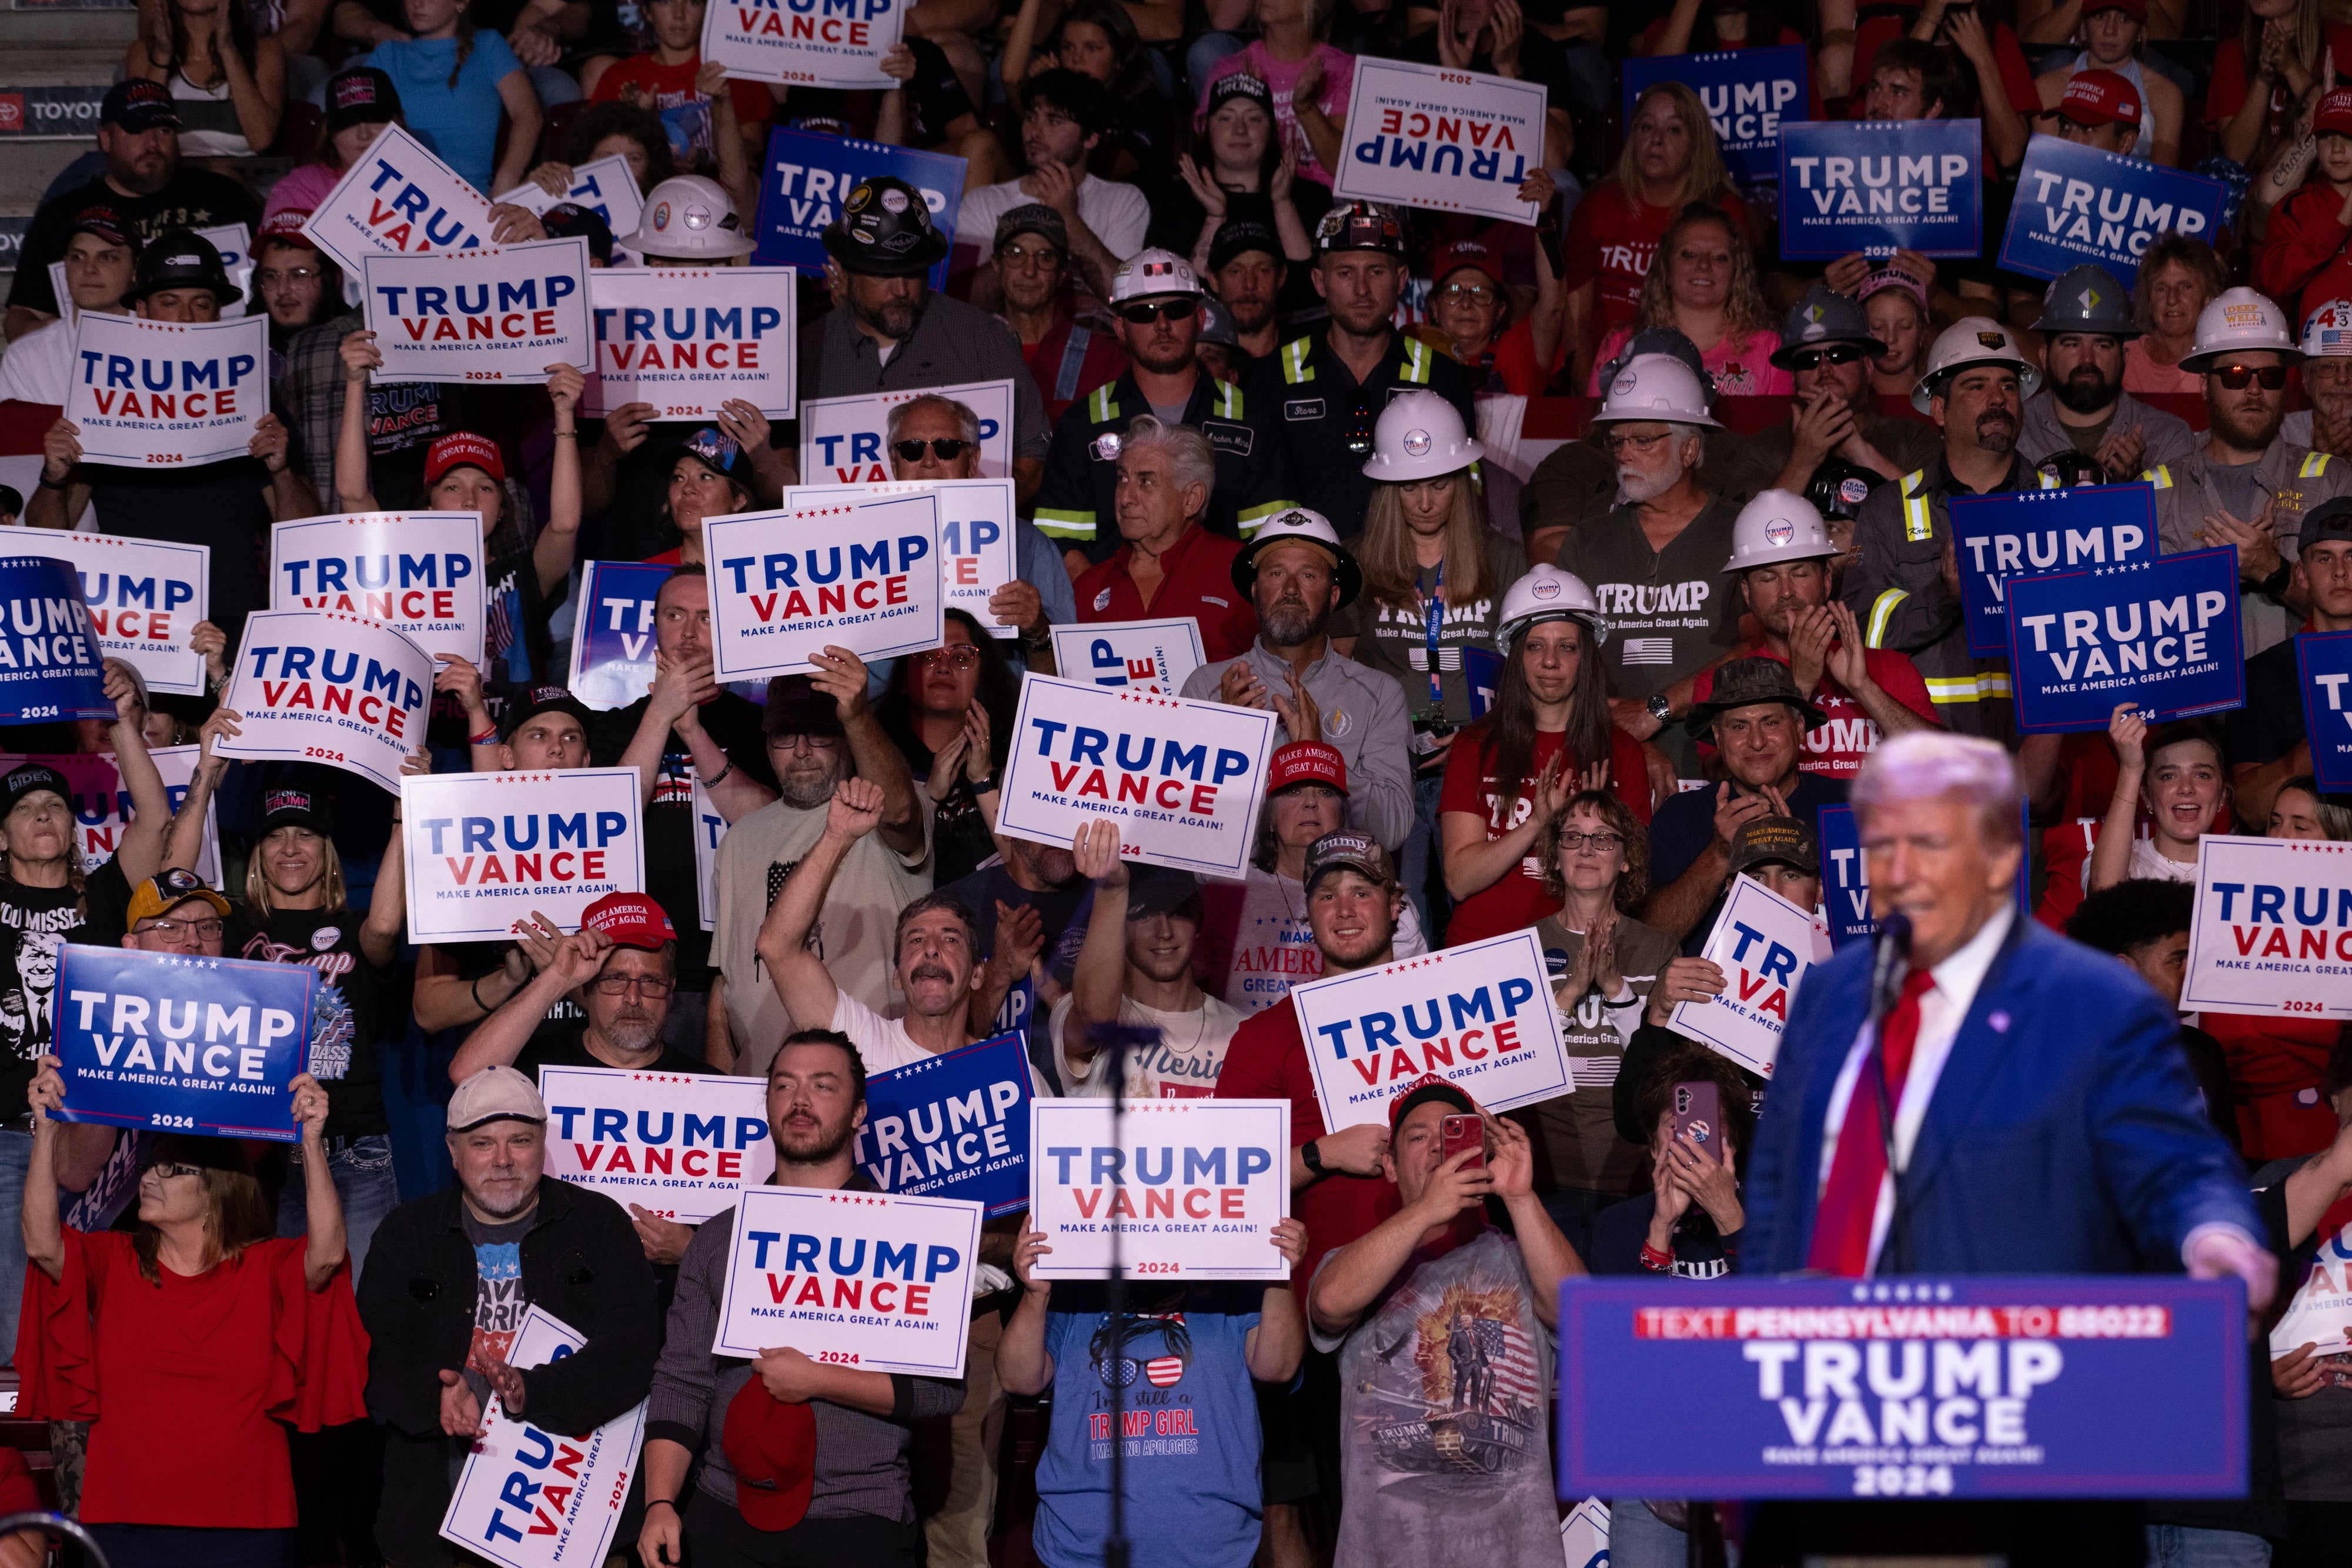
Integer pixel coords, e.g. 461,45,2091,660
1558,354,1745,777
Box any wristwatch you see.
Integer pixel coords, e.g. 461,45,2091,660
1301,1138,1325,1176
1646,691,1673,724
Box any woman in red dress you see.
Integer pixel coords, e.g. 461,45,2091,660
15,1057,367,1568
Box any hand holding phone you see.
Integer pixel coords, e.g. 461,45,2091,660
1440,1113,1486,1171
1671,1082,1722,1154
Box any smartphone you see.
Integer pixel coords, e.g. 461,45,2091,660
1439,1113,1486,1171
1672,1082,1722,1152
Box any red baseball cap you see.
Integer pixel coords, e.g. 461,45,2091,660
425,432,505,486
1268,741,1348,796
721,1382,816,1532
255,209,321,256
580,891,676,950
1429,240,1501,289
2082,0,2145,17
2059,69,2141,129
1388,1071,1475,1131
2319,87,2352,136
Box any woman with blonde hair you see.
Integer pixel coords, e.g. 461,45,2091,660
1329,392,1528,928
1587,206,1790,397
1561,82,1752,389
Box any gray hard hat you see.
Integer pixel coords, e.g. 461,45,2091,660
1770,285,1887,369
2030,264,2139,339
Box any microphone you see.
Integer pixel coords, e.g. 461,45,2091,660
1869,911,1914,1034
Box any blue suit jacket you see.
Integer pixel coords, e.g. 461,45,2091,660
1747,914,2259,1275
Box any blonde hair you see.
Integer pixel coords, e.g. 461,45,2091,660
1635,205,1777,346
1356,476,1496,613
244,827,349,917
1613,83,1734,212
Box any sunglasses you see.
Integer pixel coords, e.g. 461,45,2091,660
892,438,971,462
2212,364,2290,390
1118,298,1199,325
1785,345,1869,372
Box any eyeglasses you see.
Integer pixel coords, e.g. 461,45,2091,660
1558,831,1625,854
1602,429,1675,457
137,916,223,941
892,438,970,462
916,646,981,670
999,243,1061,270
1118,298,1198,325
774,732,841,752
1783,345,1869,372
592,974,674,997
148,1162,205,1180
257,266,321,286
2213,364,2290,390
1436,281,1496,302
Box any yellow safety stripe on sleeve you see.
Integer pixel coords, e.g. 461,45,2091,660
1401,337,1432,384
2146,464,2172,489
1280,338,1314,385
1922,673,2014,704
1902,489,1934,543
1866,589,1908,648
1032,508,1096,540
2305,452,2333,478
1213,381,1242,419
2036,470,2060,489
1087,386,1120,423
1900,469,1927,495
1236,500,1295,535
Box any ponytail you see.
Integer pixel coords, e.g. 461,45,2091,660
448,11,476,89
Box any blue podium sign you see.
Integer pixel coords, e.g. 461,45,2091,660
1559,1275,2246,1499
2006,547,2245,733
1949,484,2158,656
2296,628,2352,793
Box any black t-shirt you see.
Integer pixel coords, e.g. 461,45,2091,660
938,861,1090,967
0,861,133,1119
224,905,390,1138
2226,632,2308,770
7,170,262,317
588,693,777,989
1648,773,1850,957
83,461,275,646
513,1024,709,1081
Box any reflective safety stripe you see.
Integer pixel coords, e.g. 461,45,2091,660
1902,490,1934,543
1901,469,1927,494
1237,499,1295,535
1402,338,1432,384
1214,380,1242,419
2306,452,2334,478
1922,673,2014,704
1032,508,1096,540
1866,589,1909,647
1281,338,1314,385
2146,464,2172,489
2036,470,2061,489
1088,385,1120,423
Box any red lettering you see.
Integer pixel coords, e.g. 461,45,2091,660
1184,1188,1210,1218
832,1279,863,1309
718,1151,743,1178
767,1272,795,1302
1220,1188,1244,1217
954,558,979,585
570,1142,601,1170
870,1281,898,1312
905,1283,930,1316
680,1149,709,1176
1188,783,1218,814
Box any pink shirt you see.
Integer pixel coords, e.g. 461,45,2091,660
1588,325,1793,397
2123,336,2203,396
1198,43,1352,187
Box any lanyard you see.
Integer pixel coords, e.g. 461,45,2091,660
1422,560,1444,707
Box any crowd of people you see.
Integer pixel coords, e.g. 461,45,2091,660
1,0,2351,1563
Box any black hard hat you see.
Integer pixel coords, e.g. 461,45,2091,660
123,228,235,306
2033,449,2111,489
1804,459,1881,523
820,176,949,278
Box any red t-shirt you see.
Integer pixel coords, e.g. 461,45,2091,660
2209,1011,2340,1164
1435,723,1654,947
1073,524,1259,662
590,53,775,136
1214,995,1401,1284
1561,184,1755,346
1481,315,1565,398
2205,27,2352,133
1692,644,1939,780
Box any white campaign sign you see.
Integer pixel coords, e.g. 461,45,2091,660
2272,1219,2352,1358
540,1065,776,1221
798,378,1016,483
35,533,209,696
691,777,726,932
364,236,593,385
399,769,646,944
995,677,1277,879
711,1185,984,1375
1561,1498,1611,1568
701,0,904,88
587,267,799,419
1291,930,1570,1132
1047,617,1207,696
784,478,1014,636
437,1306,646,1568
1333,59,1546,225
272,512,487,666
704,492,943,679
66,311,268,466
1027,1098,1291,1280
4,745,222,888
1668,876,1831,1077
494,156,647,259
303,124,497,283
2181,835,2352,1020
199,223,254,319
215,609,432,793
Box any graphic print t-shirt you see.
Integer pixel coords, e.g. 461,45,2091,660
1308,1228,1558,1567
226,907,384,1137
462,1206,534,1395
0,867,133,1119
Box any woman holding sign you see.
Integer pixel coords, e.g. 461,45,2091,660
16,1057,365,1566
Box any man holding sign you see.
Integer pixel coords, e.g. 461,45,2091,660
2230,499,2352,820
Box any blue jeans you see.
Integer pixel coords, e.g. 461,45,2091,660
2147,1525,2271,1567
0,1129,29,1363
277,1135,400,1284
1608,1499,1687,1568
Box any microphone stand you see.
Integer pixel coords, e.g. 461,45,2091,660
1865,912,1913,1279
1091,1021,1163,1568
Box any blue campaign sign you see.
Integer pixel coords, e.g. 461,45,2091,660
1623,46,1805,188
1559,1275,2246,1497
0,556,113,722
1780,119,1981,259
1950,484,2158,657
1463,646,1502,718
2298,629,2352,793
566,560,673,710
2006,547,2245,733
1997,135,2225,286
51,944,318,1142
754,130,964,292
853,1032,1033,1216
1817,804,1873,950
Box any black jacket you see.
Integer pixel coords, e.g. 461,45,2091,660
358,1175,662,1568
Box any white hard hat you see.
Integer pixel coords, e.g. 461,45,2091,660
2181,286,2304,373
1495,566,1606,651
1591,353,1722,429
1724,489,1838,573
1910,316,2043,413
2304,299,2352,358
1361,390,1484,482
1110,248,1202,303
624,175,757,259
1231,506,1362,610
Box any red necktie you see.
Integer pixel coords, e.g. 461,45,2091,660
1808,968,1937,1276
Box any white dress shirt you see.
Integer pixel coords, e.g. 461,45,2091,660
1815,904,2015,1273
